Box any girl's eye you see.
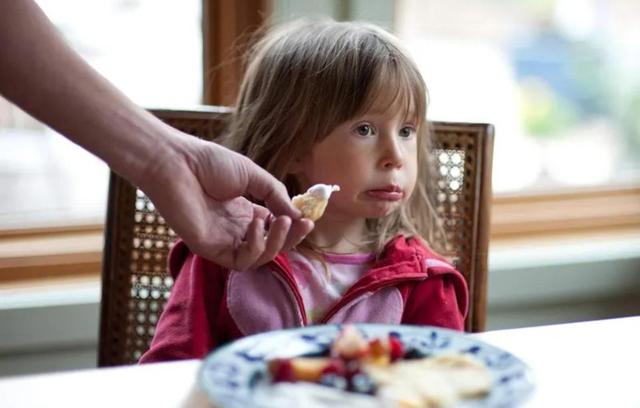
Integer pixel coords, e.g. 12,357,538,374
355,124,374,136
399,126,415,138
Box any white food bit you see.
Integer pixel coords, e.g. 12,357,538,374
307,184,341,199
291,184,341,221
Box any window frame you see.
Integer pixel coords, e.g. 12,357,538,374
492,186,640,241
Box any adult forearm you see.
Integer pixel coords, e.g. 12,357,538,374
0,0,176,185
0,1,313,268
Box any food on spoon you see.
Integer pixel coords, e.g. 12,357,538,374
291,184,340,221
267,325,492,407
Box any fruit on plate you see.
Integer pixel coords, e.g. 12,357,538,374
268,325,401,394
267,325,492,408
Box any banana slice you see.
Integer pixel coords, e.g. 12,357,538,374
291,184,340,221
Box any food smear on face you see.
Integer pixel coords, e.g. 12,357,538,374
267,325,492,407
291,184,341,221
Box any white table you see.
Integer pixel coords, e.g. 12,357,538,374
1,316,638,407
475,316,639,407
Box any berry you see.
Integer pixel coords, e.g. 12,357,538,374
388,335,404,362
319,373,348,390
269,358,295,382
403,348,430,360
350,373,377,395
344,359,362,377
320,358,345,376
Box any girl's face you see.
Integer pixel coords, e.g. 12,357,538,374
293,91,419,221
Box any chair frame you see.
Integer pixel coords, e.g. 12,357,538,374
99,106,493,367
429,121,493,334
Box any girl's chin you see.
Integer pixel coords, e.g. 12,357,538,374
363,202,402,218
322,202,402,220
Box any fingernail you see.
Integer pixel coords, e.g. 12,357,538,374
265,214,275,230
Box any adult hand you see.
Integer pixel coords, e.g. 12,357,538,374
140,128,314,270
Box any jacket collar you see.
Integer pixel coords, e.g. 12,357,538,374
270,235,459,325
272,235,441,290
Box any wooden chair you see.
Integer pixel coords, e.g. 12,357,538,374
98,106,494,367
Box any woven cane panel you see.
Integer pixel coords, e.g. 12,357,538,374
432,130,480,313
101,188,176,364
121,114,227,362
125,191,177,361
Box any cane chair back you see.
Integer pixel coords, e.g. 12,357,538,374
98,106,493,366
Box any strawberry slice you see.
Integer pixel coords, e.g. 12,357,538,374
320,358,346,376
388,335,404,362
268,358,295,382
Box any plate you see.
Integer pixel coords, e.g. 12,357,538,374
199,324,534,407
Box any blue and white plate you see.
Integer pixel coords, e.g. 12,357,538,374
199,324,534,407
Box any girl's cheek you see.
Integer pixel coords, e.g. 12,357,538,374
404,182,418,202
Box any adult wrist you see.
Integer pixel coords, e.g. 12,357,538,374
129,122,188,195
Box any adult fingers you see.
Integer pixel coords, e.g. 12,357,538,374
282,218,314,252
252,203,271,221
250,215,291,268
243,159,301,219
234,217,265,271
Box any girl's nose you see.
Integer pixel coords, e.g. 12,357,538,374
379,135,403,170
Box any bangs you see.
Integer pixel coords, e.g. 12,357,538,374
303,23,428,146
347,23,428,126
358,56,428,126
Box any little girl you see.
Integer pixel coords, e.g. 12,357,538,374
140,19,468,363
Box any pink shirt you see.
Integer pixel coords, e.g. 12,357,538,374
287,251,375,323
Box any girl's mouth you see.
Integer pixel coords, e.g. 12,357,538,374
366,185,404,201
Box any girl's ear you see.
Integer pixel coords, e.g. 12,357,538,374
288,156,305,174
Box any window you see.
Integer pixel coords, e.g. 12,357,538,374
1,0,638,286
0,0,202,230
396,0,640,194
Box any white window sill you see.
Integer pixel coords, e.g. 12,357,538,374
488,231,640,307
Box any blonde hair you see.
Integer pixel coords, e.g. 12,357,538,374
223,19,440,255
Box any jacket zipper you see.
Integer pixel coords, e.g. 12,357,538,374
319,275,426,324
269,256,427,327
270,259,308,326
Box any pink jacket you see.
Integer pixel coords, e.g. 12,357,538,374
140,235,468,363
